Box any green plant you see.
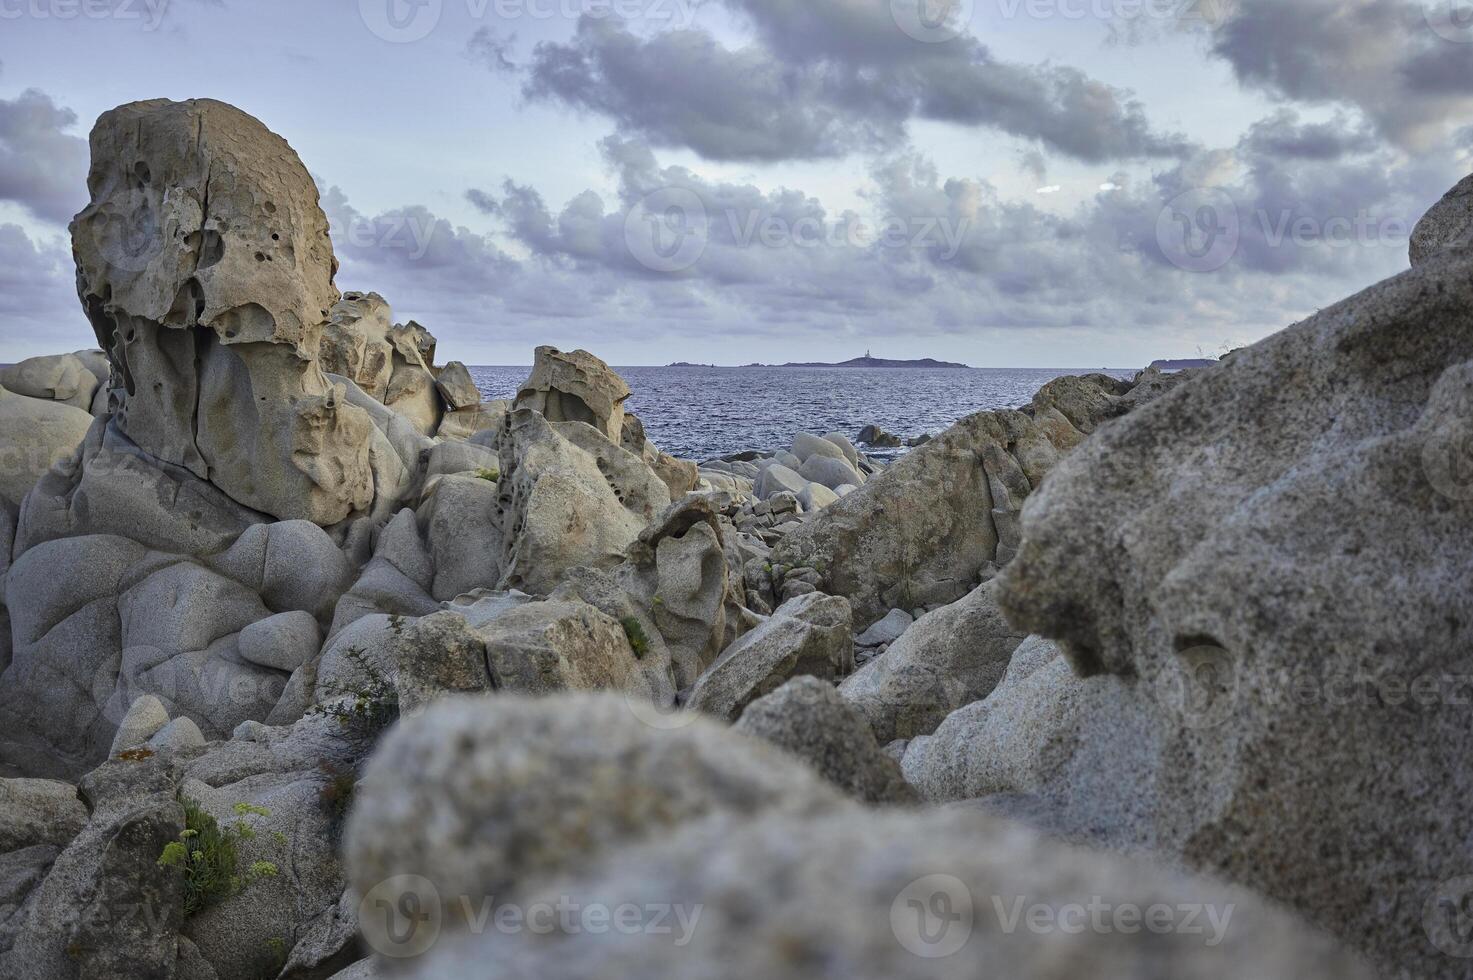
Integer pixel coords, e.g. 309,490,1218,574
474,467,500,482
157,799,278,916
620,616,650,657
309,646,400,736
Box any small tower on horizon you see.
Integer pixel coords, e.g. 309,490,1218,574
865,348,871,358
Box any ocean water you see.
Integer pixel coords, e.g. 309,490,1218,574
469,366,1137,462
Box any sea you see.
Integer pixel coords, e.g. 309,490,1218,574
469,366,1138,462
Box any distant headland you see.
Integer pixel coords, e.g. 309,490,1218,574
668,353,971,369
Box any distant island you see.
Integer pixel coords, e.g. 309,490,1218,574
667,353,970,369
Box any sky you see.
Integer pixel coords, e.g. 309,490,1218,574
1,0,1471,367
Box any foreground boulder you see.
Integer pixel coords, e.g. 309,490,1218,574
994,234,1473,977
344,694,844,952
0,352,100,412
405,807,1372,980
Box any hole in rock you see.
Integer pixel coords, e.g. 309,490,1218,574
133,161,151,185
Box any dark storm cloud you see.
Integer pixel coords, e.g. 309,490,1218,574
1206,0,1473,150
519,10,1193,164
0,88,89,225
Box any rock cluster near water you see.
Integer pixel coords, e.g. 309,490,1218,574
0,97,1465,979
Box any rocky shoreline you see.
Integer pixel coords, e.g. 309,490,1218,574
0,97,1468,978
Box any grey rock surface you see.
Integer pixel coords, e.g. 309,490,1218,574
996,237,1473,977
735,676,918,804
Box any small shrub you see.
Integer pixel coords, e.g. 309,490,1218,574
309,646,399,737
157,799,277,916
319,763,358,834
475,467,500,482
620,616,650,657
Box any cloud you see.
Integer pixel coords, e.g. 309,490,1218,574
519,9,1193,164
0,88,90,225
1205,0,1473,151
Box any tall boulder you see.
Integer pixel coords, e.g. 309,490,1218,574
994,234,1473,977
70,98,374,525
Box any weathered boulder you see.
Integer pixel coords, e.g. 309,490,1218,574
419,472,503,601
798,453,864,491
898,635,1077,806
774,374,1132,628
0,756,185,979
687,592,853,721
16,420,269,557
70,98,374,525
790,432,846,463
620,411,699,498
0,353,99,411
822,431,860,466
754,462,805,499
0,778,88,851
995,237,1473,977
854,608,912,647
477,599,640,695
408,807,1374,980
328,510,439,636
343,693,845,952
317,611,490,716
108,693,171,756
238,610,322,672
0,385,94,509
550,494,748,694
735,676,917,804
437,399,507,442
319,292,395,399
839,581,1026,744
494,409,669,595
514,346,630,443
434,361,479,410
1410,172,1473,266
